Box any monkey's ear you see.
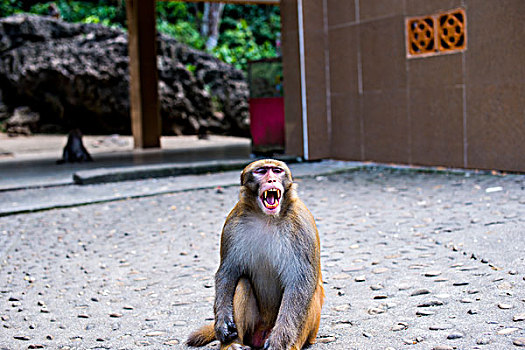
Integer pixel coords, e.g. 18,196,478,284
240,167,251,186
240,168,247,186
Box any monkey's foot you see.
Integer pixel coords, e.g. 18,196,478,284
222,343,251,350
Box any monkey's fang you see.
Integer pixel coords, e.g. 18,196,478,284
262,189,281,209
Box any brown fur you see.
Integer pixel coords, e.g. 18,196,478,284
187,159,324,350
186,323,215,347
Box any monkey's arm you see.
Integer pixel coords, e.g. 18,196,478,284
214,220,242,344
214,260,241,343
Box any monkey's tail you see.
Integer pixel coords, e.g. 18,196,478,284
186,323,216,347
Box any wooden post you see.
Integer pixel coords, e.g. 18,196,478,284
126,0,161,148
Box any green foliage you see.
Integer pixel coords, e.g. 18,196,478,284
213,19,277,70
29,1,126,28
185,64,197,74
155,2,281,70
155,2,206,49
0,1,281,71
0,0,22,17
221,4,281,46
157,20,205,50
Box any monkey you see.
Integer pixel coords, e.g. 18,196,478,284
57,129,93,164
187,159,324,350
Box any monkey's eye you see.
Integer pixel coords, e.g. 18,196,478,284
254,168,268,175
272,167,284,174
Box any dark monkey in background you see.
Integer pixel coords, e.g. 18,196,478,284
187,159,324,350
56,129,93,164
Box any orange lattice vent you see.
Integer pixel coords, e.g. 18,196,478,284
407,16,436,55
406,8,466,58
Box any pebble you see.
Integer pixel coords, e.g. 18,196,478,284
316,335,336,343
418,300,444,307
514,338,525,347
372,267,389,274
146,331,166,337
425,270,442,277
373,295,388,300
392,322,408,331
403,337,423,345
332,273,351,280
498,281,513,290
334,304,350,312
452,281,469,286
354,275,366,282
368,307,386,315
397,282,412,291
370,283,384,290
432,346,453,350
496,327,519,335
447,331,464,339
411,289,431,296
416,310,435,316
476,337,491,345
429,323,453,330
514,313,525,322
343,266,364,272
14,335,31,341
498,303,513,309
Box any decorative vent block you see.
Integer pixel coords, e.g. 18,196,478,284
407,16,435,55
406,8,466,58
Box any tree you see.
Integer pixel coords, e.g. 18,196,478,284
201,2,224,50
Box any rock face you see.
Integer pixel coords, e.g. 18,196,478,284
0,14,250,136
5,106,40,135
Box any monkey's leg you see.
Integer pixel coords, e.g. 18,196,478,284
292,281,325,349
231,277,260,346
219,278,259,350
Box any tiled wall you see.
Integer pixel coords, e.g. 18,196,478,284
281,0,525,171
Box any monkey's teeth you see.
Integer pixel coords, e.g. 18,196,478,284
262,190,280,209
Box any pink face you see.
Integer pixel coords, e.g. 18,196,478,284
253,166,286,215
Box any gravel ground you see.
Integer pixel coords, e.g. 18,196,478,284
1,168,524,349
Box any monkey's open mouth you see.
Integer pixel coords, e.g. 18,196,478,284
262,189,281,210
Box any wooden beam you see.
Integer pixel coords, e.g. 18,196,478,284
126,0,161,149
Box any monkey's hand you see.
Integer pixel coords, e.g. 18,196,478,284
215,313,238,344
262,333,290,350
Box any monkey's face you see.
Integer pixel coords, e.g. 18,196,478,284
254,166,286,215
241,159,292,216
